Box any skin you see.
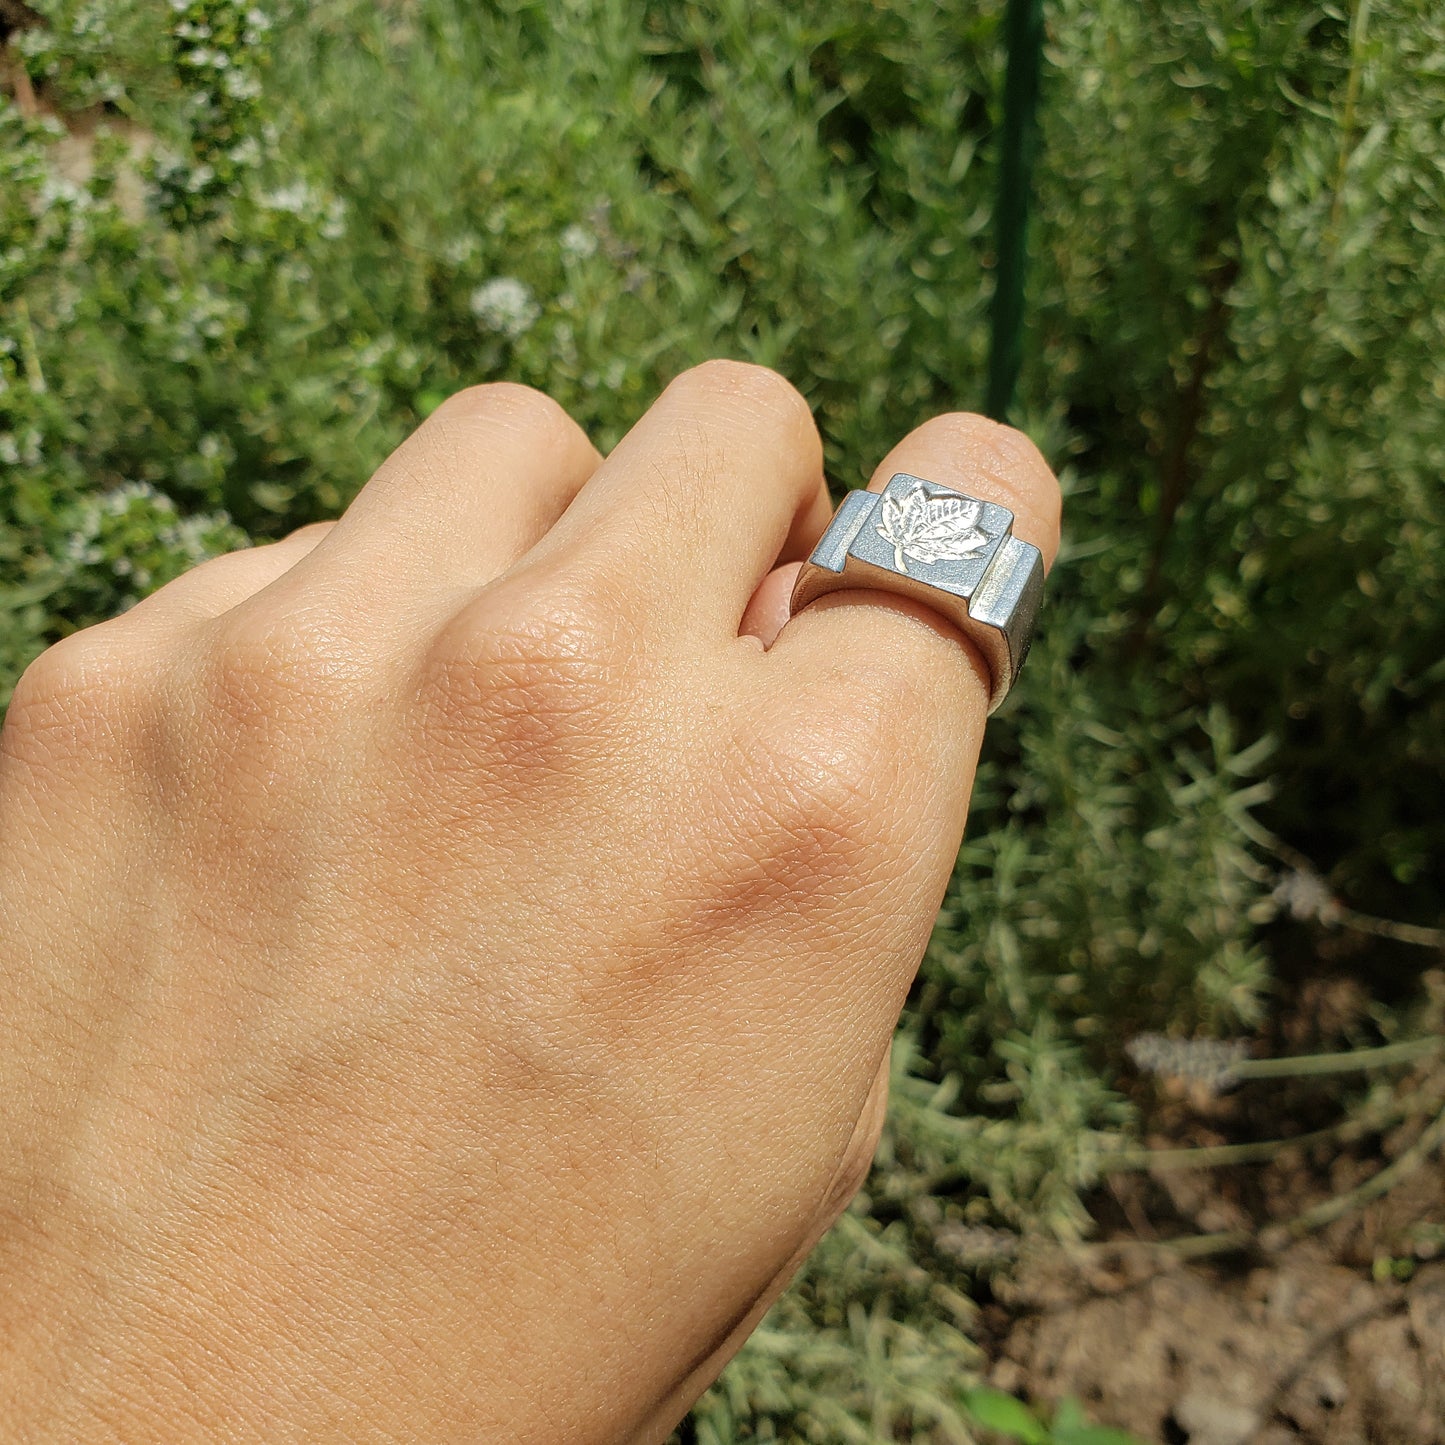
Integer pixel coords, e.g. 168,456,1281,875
0,361,1059,1443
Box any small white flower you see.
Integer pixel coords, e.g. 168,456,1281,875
442,234,478,266
228,135,262,167
1272,867,1340,924
260,180,314,214
469,277,540,339
160,513,226,562
560,223,598,260
224,69,262,102
1126,1033,1251,1093
103,481,170,514
33,174,87,215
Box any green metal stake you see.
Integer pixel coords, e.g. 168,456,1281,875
986,0,1045,423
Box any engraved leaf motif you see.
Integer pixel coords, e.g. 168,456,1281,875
875,483,989,573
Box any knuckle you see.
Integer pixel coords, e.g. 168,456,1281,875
916,411,1060,510
832,654,976,794
124,546,250,611
10,632,110,712
434,381,584,452
764,744,880,864
281,520,335,546
2,624,160,769
741,705,897,874
197,605,368,738
742,658,935,861
669,358,816,432
412,579,632,787
370,386,595,518
665,711,893,949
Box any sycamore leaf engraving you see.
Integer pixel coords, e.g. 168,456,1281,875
874,483,990,573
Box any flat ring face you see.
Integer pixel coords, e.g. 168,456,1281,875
788,473,1045,715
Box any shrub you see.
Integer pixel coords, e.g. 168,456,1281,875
3,0,1441,1436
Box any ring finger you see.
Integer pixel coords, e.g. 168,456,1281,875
519,360,834,645
232,383,603,641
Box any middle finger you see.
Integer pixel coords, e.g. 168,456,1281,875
522,360,833,644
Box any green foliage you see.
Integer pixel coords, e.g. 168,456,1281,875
3,0,1442,1437
965,1389,1048,1444
13,0,168,110
963,1388,1143,1445
1033,0,1445,907
148,0,275,223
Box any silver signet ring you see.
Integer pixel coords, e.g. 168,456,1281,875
788,473,1045,715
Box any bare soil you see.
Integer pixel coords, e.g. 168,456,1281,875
984,992,1445,1445
991,1221,1444,1443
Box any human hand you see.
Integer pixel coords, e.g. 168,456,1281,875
0,362,1058,1442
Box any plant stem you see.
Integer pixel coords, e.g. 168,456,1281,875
985,0,1045,423
1241,818,1445,950
1329,0,1371,235
1107,1121,1375,1174
15,297,46,393
1132,256,1237,640
1261,1100,1445,1249
1335,904,1445,951
1232,1036,1441,1080
1104,1082,1426,1173
1089,1098,1445,1260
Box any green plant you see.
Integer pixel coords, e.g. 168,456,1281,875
963,1388,1143,1445
3,0,1442,1436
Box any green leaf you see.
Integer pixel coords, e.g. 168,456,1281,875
1052,1400,1147,1445
1057,1428,1148,1445
1052,1397,1087,1434
962,1387,1048,1444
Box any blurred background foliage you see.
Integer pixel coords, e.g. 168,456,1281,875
1,0,1442,1438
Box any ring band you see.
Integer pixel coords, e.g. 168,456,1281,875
789,473,1044,715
